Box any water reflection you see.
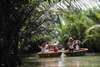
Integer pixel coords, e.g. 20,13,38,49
40,58,59,67
22,53,100,67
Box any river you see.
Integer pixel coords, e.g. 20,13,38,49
22,53,100,67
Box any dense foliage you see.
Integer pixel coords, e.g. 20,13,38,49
84,25,100,52
0,0,44,67
18,0,100,52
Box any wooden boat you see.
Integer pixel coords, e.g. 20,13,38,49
64,48,88,56
38,52,62,58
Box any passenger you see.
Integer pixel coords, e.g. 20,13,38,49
39,41,49,53
44,42,49,53
73,39,81,51
54,46,58,52
67,37,74,52
49,46,53,52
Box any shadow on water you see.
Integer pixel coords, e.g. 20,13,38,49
21,53,100,67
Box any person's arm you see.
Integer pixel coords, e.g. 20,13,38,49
78,40,81,45
38,45,42,49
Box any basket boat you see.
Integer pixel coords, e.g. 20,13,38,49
38,52,62,58
64,48,88,56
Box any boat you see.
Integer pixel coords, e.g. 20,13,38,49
37,52,62,58
64,48,88,56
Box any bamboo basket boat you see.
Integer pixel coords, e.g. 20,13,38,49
38,52,62,58
64,48,88,56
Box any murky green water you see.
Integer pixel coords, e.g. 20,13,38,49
22,53,100,67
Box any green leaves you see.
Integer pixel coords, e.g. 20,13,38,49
84,25,100,51
18,0,100,52
52,9,97,47
86,25,100,38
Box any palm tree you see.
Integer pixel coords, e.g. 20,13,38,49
54,10,95,45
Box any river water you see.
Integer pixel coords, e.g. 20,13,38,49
22,53,100,67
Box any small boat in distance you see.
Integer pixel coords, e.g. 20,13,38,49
64,48,88,56
37,52,62,58
38,41,62,58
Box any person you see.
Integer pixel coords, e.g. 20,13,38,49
73,39,81,51
54,46,58,52
38,45,44,53
67,37,74,52
38,41,49,53
44,42,49,52
73,36,81,51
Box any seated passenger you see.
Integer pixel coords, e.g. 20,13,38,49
44,43,49,53
73,40,81,51
54,46,58,52
39,41,49,53
48,45,58,52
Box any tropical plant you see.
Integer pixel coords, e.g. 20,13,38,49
88,9,100,24
19,0,78,48
54,10,95,46
84,25,100,52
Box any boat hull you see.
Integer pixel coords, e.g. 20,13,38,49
64,48,88,56
38,52,62,58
